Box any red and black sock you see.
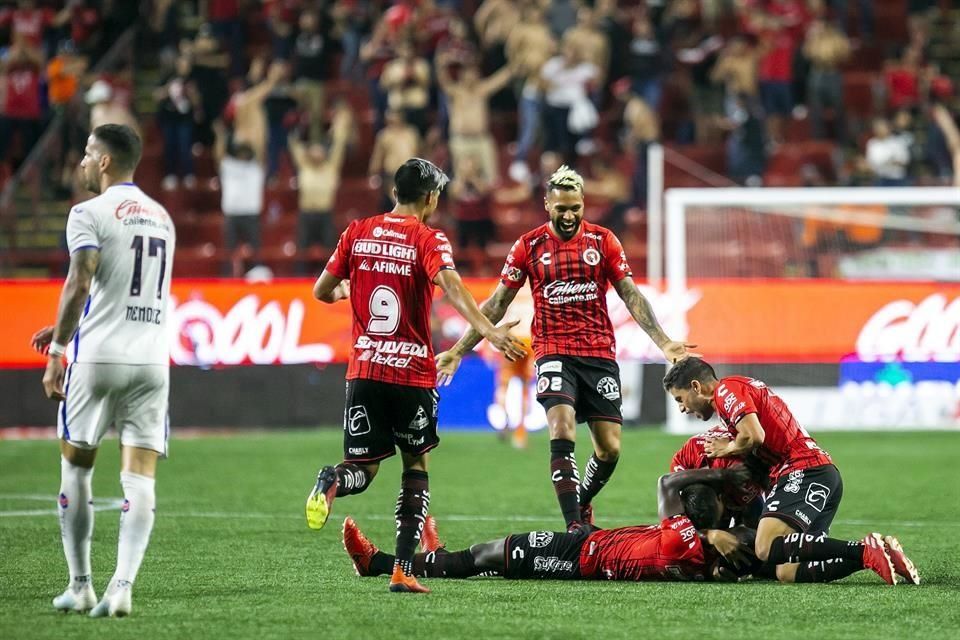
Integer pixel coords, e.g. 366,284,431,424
335,463,371,497
550,439,581,527
393,470,430,576
795,558,863,583
768,532,864,565
579,454,618,507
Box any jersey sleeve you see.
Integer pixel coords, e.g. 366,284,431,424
602,231,632,282
419,228,457,281
499,239,528,289
65,205,100,254
660,516,703,559
670,438,704,472
714,379,758,427
324,221,354,280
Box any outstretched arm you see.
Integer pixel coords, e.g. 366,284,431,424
450,283,520,358
612,277,697,362
434,270,526,361
42,248,100,400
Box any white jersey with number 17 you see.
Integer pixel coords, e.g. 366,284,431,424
65,183,176,365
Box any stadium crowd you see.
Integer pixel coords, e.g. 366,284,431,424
1,0,959,277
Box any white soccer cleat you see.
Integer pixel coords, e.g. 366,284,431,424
89,581,132,618
52,584,98,613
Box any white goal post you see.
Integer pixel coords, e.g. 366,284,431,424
662,186,960,434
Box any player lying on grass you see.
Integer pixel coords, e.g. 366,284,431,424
343,467,759,584
663,357,920,585
670,425,769,528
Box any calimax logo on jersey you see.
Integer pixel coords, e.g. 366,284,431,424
352,240,417,263
372,226,407,240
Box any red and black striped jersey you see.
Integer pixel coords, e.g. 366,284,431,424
579,516,707,581
325,213,455,388
499,221,632,360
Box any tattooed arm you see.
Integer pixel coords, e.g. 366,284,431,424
435,283,521,386
612,276,698,363
42,248,100,400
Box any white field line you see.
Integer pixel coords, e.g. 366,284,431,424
0,495,956,528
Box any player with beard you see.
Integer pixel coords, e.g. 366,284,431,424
663,357,921,585
305,158,526,593
436,165,696,529
342,466,756,583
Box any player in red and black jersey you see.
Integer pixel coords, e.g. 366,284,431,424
342,465,754,584
306,158,526,593
663,357,920,586
670,425,768,527
436,165,696,529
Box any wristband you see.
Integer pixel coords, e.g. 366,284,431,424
48,341,67,358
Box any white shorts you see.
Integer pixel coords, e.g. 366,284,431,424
57,363,170,455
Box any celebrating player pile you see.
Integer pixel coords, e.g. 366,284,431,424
305,158,525,593
663,357,920,585
437,165,696,530
31,125,175,617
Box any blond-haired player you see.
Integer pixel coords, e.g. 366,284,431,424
437,165,696,528
31,124,175,618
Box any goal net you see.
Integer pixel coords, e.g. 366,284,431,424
662,187,960,433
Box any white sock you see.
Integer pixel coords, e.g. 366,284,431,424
112,472,156,587
58,457,94,588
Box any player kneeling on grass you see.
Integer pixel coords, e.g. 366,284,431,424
663,357,920,585
342,467,759,584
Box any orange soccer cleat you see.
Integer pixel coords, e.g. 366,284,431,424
342,517,378,577
389,566,431,594
861,533,897,585
420,515,444,554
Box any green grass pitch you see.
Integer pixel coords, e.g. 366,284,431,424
1,429,959,639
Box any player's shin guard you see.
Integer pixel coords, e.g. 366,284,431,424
58,457,95,587
579,454,617,506
394,470,430,576
114,472,156,585
768,532,864,566
550,439,581,526
335,463,372,497
795,559,863,583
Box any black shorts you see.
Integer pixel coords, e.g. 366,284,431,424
502,526,595,580
762,464,843,534
535,356,623,424
342,379,439,463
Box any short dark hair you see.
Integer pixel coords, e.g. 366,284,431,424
394,158,449,204
681,483,721,530
662,357,718,391
92,124,142,173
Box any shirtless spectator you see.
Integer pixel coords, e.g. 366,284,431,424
803,18,850,140
437,56,512,184
505,2,555,181
711,35,759,117
368,109,421,210
449,153,495,249
473,0,518,54
227,59,284,165
563,7,610,91
290,101,352,260
379,39,431,135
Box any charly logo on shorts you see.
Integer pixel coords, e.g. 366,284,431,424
537,376,550,393
583,248,601,266
410,406,429,431
784,470,804,494
528,531,554,548
596,376,620,401
346,406,371,436
804,482,830,512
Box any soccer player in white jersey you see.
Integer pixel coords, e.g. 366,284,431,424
30,124,176,618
